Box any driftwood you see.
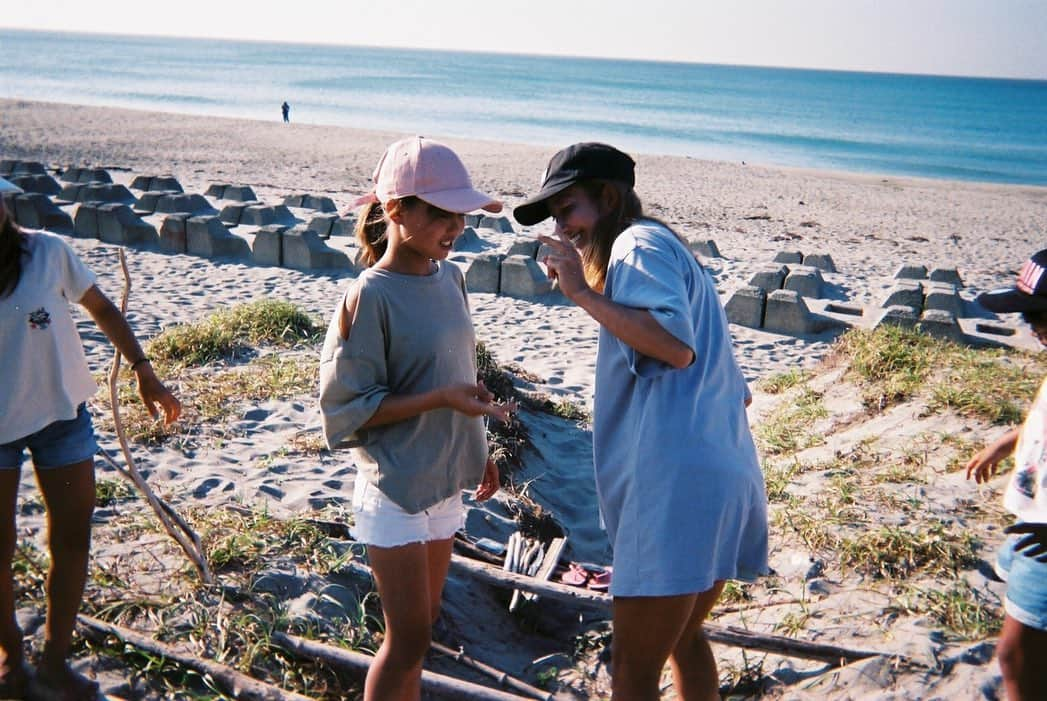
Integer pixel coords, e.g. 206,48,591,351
430,640,556,701
106,249,213,584
220,507,907,668
78,615,311,701
447,556,902,667
272,631,536,701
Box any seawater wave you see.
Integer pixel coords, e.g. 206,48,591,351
2,28,1046,185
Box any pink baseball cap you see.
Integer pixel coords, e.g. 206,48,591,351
355,137,501,213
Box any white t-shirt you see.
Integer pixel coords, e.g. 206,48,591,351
0,232,98,444
1006,376,1047,522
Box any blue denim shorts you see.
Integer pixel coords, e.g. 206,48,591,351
0,404,99,470
995,529,1047,631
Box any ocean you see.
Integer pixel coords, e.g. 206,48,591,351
2,28,1046,185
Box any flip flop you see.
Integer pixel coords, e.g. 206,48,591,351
558,562,590,587
587,567,612,592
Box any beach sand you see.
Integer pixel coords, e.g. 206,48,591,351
3,98,1047,699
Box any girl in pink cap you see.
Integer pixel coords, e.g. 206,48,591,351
319,137,510,700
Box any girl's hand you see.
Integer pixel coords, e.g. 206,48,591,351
474,458,500,502
134,363,181,425
538,233,589,300
442,381,513,422
1005,522,1047,562
965,430,1018,483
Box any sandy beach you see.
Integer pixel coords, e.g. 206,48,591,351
3,97,1047,699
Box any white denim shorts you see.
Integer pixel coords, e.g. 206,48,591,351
351,472,465,548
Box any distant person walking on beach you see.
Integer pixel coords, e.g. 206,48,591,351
0,177,180,699
515,143,769,700
281,101,290,123
319,137,509,701
967,249,1047,701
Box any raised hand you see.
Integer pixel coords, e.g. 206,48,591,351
442,381,513,422
538,233,589,300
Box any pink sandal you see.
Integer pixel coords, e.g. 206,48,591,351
558,563,591,587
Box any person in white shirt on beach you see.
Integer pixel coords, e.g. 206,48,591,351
967,248,1047,701
0,177,180,700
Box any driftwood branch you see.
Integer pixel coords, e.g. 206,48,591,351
430,640,556,701
221,506,907,667
106,248,213,584
78,615,311,701
272,631,536,701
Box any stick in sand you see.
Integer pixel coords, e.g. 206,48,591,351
106,248,213,584
78,615,310,701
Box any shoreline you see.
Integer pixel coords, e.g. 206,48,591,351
6,97,1047,194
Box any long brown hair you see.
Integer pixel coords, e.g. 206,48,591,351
354,196,420,268
0,200,27,299
576,180,689,293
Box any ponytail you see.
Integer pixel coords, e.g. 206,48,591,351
355,201,388,268
0,199,27,299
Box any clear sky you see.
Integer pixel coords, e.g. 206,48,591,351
3,0,1046,80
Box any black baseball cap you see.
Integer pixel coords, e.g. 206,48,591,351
978,249,1047,313
513,143,635,226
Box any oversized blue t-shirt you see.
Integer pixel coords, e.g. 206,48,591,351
593,220,768,597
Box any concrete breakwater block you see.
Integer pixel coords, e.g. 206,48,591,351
71,183,135,206
240,204,294,227
61,167,112,184
465,253,505,293
773,250,804,265
282,229,352,271
690,240,722,259
763,289,823,335
97,204,158,246
251,225,291,266
478,215,514,234
500,255,552,298
155,194,215,216
725,286,766,328
876,305,919,330
187,216,250,259
130,175,183,193
220,185,257,202
894,264,928,280
507,238,541,259
749,265,789,293
928,268,963,287
783,266,825,298
923,283,963,318
880,282,923,311
452,226,483,252
73,203,100,238
159,214,190,253
8,174,61,196
802,253,837,273
11,193,73,232
134,191,181,214
219,202,259,225
284,194,337,212
1,160,47,177
307,213,355,238
918,309,963,342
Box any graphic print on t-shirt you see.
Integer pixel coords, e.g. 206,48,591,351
28,308,51,329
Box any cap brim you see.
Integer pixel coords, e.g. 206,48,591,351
977,288,1047,313
512,180,575,226
418,187,501,214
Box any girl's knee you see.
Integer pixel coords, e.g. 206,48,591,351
385,621,432,665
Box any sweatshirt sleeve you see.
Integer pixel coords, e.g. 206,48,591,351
607,230,696,378
318,280,390,449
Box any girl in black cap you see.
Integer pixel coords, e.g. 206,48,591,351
966,249,1047,701
515,143,769,700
